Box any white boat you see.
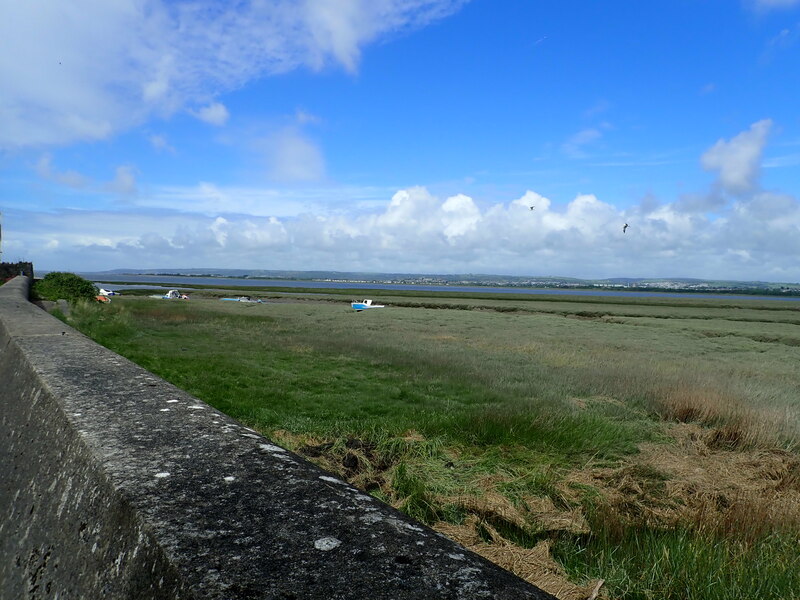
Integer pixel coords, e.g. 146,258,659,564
351,299,384,311
220,296,263,303
162,289,189,300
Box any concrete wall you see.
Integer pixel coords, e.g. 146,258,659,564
0,276,556,600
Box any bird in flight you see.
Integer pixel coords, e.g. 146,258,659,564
529,205,535,210
623,223,629,233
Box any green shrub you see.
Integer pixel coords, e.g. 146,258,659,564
33,272,98,302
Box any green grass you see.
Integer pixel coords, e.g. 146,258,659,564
553,526,800,600
78,298,658,457
65,292,800,599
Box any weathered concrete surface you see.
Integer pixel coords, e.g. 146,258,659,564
0,276,558,599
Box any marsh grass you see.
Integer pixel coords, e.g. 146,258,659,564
552,524,800,600
568,468,800,595
67,293,800,599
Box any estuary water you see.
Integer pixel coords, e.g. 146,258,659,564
80,273,800,303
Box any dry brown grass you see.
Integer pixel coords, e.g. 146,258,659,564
564,423,800,543
270,429,605,597
646,379,799,452
269,422,800,598
433,518,604,600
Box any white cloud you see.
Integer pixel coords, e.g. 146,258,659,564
562,123,612,158
210,216,230,246
190,102,230,126
749,0,800,10
35,153,89,188
34,154,137,196
762,24,800,62
148,133,175,153
9,119,800,281
701,119,772,195
136,182,395,217
262,128,327,182
105,165,138,195
0,0,467,149
764,152,800,168
562,128,602,158
741,190,799,221
769,26,800,47
441,194,480,239
583,100,610,118
674,190,726,214
9,175,800,280
295,109,322,125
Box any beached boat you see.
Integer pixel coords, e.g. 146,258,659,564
351,299,384,311
162,290,189,300
220,296,263,303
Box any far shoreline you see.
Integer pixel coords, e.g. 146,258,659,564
78,273,800,303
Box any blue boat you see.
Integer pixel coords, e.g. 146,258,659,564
351,299,384,311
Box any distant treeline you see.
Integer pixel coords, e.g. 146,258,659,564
0,262,34,283
621,285,800,297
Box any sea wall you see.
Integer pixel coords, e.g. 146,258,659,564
0,276,555,600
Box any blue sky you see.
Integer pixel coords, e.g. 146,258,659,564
2,0,800,281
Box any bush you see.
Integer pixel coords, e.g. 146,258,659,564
33,272,98,302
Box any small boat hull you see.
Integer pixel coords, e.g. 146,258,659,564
351,299,384,311
221,297,263,303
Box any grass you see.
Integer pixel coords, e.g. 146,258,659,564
64,291,800,599
553,526,800,600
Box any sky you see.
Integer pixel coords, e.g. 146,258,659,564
2,0,800,282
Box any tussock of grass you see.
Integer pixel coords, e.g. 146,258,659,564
392,462,443,522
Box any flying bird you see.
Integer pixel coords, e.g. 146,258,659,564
529,205,535,210
623,223,629,233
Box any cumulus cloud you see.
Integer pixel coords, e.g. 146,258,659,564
0,0,467,149
9,172,800,280
441,194,480,239
701,119,772,195
9,120,800,281
190,102,230,126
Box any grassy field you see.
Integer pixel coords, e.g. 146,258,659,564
63,289,800,600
